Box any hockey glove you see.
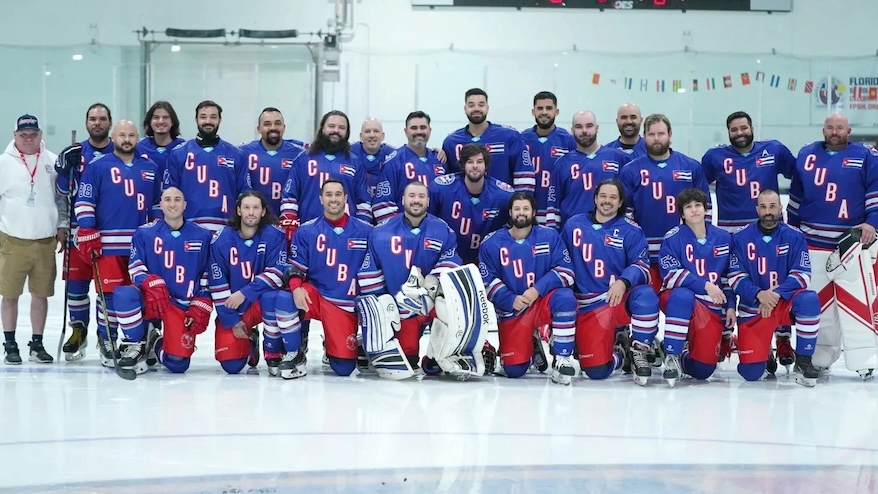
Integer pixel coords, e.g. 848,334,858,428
141,275,170,319
279,216,299,243
395,266,434,316
75,227,102,260
185,297,213,335
55,144,82,177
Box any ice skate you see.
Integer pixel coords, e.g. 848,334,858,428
662,353,681,387
62,322,88,361
775,335,795,373
551,355,576,385
630,340,652,386
765,348,778,375
794,354,818,387
278,348,307,380
650,338,665,368
97,338,120,368
857,369,874,382
265,351,283,377
117,341,149,375
247,327,260,368
614,327,632,374
145,323,161,366
531,329,548,373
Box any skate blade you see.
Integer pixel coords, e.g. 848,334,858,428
64,350,87,362
280,368,307,380
666,377,678,387
858,370,874,382
551,374,572,386
633,375,649,386
268,366,279,377
795,374,816,387
99,358,115,369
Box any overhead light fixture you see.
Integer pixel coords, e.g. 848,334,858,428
72,54,83,61
171,44,181,52
44,70,51,76
237,29,298,39
164,28,226,39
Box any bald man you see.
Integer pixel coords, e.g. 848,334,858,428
351,118,395,198
788,113,878,379
605,103,647,158
74,119,162,367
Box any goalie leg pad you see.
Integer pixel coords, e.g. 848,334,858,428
833,248,878,372
810,249,844,369
356,294,414,380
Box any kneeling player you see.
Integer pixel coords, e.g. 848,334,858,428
562,179,660,385
728,189,819,386
658,188,736,387
114,187,213,373
209,191,296,375
479,192,577,383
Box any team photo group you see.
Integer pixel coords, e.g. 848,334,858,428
2,87,877,387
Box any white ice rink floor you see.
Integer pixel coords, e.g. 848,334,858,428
1,256,877,494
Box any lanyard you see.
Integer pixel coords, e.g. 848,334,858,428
18,150,39,188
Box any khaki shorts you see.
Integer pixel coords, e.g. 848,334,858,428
0,231,57,298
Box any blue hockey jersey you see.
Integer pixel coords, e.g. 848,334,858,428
478,225,575,319
550,145,633,228
658,223,734,312
74,153,162,256
129,219,213,310
702,140,795,231
56,140,114,231
351,141,395,197
428,173,514,265
618,150,712,262
520,126,576,226
164,139,251,230
358,213,461,296
441,123,535,193
208,224,287,328
605,136,647,159
239,139,304,217
787,142,878,250
280,150,372,224
372,146,448,224
136,137,185,183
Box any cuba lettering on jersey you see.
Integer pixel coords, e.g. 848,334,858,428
239,140,305,217
728,222,810,319
129,219,212,310
787,142,878,250
164,140,250,230
358,213,461,295
372,146,448,223
550,146,633,229
561,213,650,308
605,137,647,159
428,173,514,265
208,225,287,327
74,154,162,256
441,122,535,193
351,142,395,197
618,150,712,262
290,216,373,312
280,150,372,224
520,126,576,226
702,140,796,231
137,137,185,184
478,225,574,319
56,140,114,230
658,223,734,313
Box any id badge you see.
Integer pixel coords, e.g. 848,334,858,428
26,190,36,207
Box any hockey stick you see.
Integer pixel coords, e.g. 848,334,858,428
56,130,77,361
92,253,136,380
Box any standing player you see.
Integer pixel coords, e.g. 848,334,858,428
209,191,294,375
520,91,575,226
619,114,711,292
728,189,819,386
284,180,372,378
137,101,185,179
657,188,735,386
351,118,394,197
372,111,447,223
164,100,250,231
551,111,632,228
113,187,213,374
74,120,162,367
442,88,534,193
478,192,576,382
54,103,114,360
429,143,513,265
239,107,305,217
605,103,647,158
787,113,878,379
562,179,660,385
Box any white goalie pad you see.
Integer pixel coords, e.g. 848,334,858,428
356,294,415,380
426,264,498,378
831,244,878,372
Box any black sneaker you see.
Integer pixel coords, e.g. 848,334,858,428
3,341,22,365
27,340,53,363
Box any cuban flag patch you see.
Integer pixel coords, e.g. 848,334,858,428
532,242,551,256
713,245,729,257
482,209,500,220
281,159,293,169
755,150,775,167
672,170,692,181
602,161,619,173
843,158,864,168
218,156,235,168
141,170,155,181
776,243,789,256
434,165,446,175
184,241,202,252
604,235,624,249
485,143,505,154
339,165,356,177
424,238,442,251
550,147,568,158
347,239,368,250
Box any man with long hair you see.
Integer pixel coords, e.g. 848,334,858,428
137,100,184,178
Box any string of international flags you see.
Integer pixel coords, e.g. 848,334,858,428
591,72,817,93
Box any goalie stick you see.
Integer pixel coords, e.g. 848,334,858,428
92,253,136,380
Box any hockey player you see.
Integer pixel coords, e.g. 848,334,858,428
358,181,462,370
137,100,185,179
209,190,295,375
657,188,735,386
372,111,447,223
561,179,660,386
351,118,394,197
550,111,632,228
605,103,647,158
54,102,114,360
478,192,576,383
701,111,797,364
520,91,575,227
787,113,878,379
728,189,819,386
74,120,162,367
113,186,213,374
239,107,305,217
618,113,711,292
284,180,373,378
429,143,513,265
164,100,250,231
441,88,534,193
